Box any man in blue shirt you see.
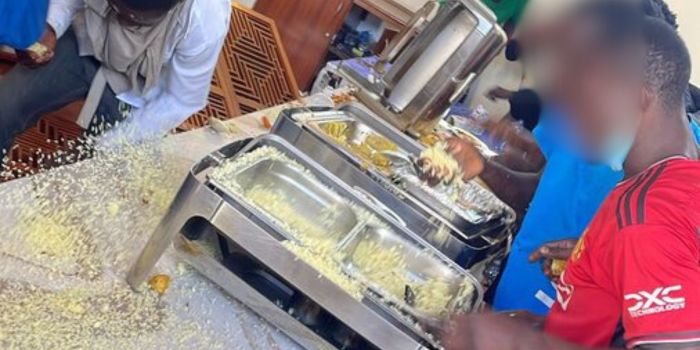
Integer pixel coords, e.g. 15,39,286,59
492,108,623,314
0,1,50,49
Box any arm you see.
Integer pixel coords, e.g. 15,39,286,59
443,312,700,350
102,11,229,143
46,0,83,38
491,143,545,173
482,115,546,173
433,137,542,216
14,0,80,67
442,312,592,350
479,157,541,216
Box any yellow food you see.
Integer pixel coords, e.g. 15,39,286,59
551,259,568,277
413,279,453,317
283,241,363,300
351,240,459,317
106,201,120,216
210,146,470,319
351,240,408,299
419,143,462,185
0,122,263,349
261,115,273,129
319,121,399,174
245,185,334,241
418,133,442,148
148,275,172,295
27,42,48,56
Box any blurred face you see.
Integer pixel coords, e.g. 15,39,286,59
546,19,645,165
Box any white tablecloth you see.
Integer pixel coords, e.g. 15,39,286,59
0,94,341,350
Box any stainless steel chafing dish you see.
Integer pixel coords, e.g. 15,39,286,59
128,134,483,350
339,225,478,325
342,0,506,135
209,154,361,246
271,104,515,268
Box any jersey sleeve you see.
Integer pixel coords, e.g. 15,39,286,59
613,224,700,348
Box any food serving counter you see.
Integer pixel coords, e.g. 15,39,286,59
129,133,486,349
129,101,514,350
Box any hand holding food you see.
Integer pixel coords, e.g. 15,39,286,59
528,238,579,281
445,137,486,181
418,137,487,186
417,142,463,187
16,25,57,68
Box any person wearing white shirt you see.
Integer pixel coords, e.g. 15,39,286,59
0,0,231,151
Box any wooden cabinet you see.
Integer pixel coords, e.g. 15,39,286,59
254,0,353,91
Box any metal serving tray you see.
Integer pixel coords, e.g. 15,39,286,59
210,156,361,245
339,225,478,328
203,135,483,347
309,118,403,177
275,104,514,245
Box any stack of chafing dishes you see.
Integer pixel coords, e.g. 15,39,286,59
271,104,515,269
157,134,482,349
132,0,512,347
345,0,506,136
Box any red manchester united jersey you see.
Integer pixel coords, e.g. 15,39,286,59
545,158,700,348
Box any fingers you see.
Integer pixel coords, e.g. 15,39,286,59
541,258,553,277
445,138,485,181
529,238,578,262
504,310,545,329
528,247,545,263
17,49,55,68
31,51,54,67
542,246,574,260
530,245,570,261
416,158,444,186
555,239,578,249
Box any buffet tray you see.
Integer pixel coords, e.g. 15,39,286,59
339,225,478,324
277,104,515,244
203,135,482,346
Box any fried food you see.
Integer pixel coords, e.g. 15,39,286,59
318,121,399,174
148,274,172,295
419,133,442,148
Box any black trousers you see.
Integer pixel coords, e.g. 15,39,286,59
0,28,124,152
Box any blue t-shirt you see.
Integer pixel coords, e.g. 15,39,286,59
492,110,700,315
0,0,49,49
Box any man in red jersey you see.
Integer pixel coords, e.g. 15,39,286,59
441,1,700,349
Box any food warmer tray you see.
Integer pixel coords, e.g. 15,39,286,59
145,134,483,350
270,103,515,267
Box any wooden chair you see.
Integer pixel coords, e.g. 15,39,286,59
176,3,300,131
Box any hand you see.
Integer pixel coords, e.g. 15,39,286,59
446,137,485,181
529,238,579,281
416,155,456,187
16,25,57,68
487,87,515,101
442,312,540,350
